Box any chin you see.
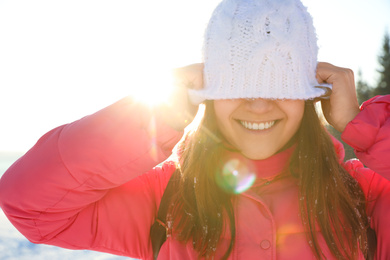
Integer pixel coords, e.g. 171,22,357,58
242,150,275,160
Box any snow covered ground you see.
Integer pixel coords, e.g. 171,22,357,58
0,209,131,260
0,153,135,259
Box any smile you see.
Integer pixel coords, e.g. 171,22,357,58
239,120,276,130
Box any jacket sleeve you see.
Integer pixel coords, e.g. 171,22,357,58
0,97,183,259
341,95,390,178
341,95,390,259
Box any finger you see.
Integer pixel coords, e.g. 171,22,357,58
173,63,204,90
315,62,336,84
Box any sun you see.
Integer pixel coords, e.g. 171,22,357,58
128,67,176,108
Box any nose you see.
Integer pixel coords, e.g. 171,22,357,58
244,98,274,113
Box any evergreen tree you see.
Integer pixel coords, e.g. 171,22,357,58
356,69,372,104
373,31,390,95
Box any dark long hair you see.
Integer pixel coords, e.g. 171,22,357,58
170,101,369,259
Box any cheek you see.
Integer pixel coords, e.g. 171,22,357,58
213,101,236,127
280,101,305,137
213,104,226,129
215,111,232,139
213,101,238,141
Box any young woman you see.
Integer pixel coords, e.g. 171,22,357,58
1,0,389,259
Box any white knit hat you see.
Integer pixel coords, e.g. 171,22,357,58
188,0,330,104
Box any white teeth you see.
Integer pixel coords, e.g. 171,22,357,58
240,120,275,130
259,123,264,130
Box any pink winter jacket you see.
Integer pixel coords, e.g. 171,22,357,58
0,95,389,259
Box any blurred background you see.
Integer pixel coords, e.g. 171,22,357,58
0,0,389,259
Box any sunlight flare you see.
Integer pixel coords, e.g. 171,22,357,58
129,66,175,107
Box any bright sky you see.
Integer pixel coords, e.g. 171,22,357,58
0,0,389,152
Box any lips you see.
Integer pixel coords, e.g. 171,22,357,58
239,120,276,130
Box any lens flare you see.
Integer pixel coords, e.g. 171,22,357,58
130,67,174,107
216,158,256,194
148,116,158,162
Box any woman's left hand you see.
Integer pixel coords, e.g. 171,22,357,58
316,62,360,132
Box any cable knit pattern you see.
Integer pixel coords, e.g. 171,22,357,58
189,0,329,104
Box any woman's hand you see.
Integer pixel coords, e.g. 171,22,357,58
316,62,360,132
159,63,204,131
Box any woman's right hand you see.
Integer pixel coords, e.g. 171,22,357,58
159,63,204,131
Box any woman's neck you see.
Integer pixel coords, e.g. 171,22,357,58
223,144,295,180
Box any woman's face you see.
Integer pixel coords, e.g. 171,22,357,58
213,98,305,160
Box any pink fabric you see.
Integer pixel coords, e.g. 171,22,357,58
0,96,389,259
